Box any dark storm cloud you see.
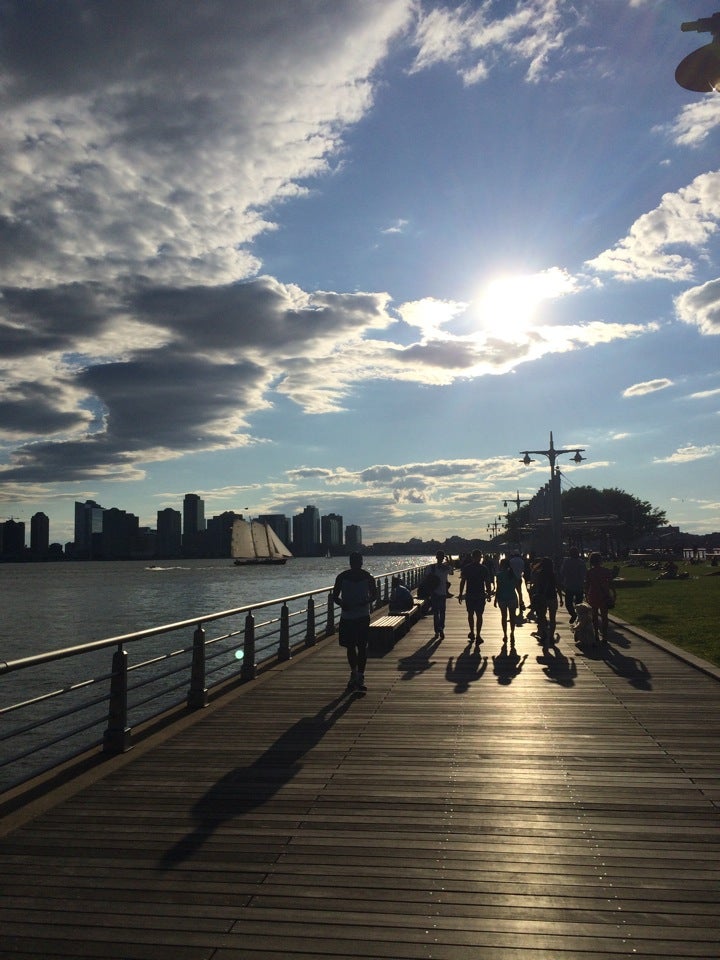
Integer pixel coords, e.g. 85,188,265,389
0,284,107,356
0,382,86,437
0,352,270,482
130,278,391,354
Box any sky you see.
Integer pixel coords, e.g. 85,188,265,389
1,0,719,548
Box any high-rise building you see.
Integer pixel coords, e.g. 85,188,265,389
345,524,362,549
182,493,206,555
30,511,50,558
1,518,25,559
101,507,139,559
74,500,104,558
292,504,321,556
321,513,343,552
156,508,182,557
206,511,243,557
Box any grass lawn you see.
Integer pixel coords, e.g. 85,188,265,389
612,560,720,668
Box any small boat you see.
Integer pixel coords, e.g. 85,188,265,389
231,519,293,566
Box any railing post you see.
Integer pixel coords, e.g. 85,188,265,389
187,624,208,709
383,577,389,603
241,610,256,681
278,602,291,661
103,644,132,755
305,596,316,647
326,592,335,635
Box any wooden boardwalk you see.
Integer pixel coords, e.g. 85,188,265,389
1,596,719,959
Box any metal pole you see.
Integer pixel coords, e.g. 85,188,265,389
278,602,291,661
103,644,132,754
187,624,208,709
241,610,256,681
305,596,316,647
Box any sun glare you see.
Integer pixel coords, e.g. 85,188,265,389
475,269,574,340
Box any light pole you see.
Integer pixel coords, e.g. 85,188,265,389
487,516,502,538
519,431,586,560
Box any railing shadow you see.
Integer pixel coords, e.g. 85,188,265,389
445,641,487,693
158,691,357,869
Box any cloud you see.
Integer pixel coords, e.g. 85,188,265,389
586,171,720,281
675,278,720,335
622,379,674,398
654,444,720,464
685,387,720,399
410,0,579,84
658,98,720,148
381,219,409,235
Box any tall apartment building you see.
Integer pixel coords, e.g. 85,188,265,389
182,493,206,555
30,511,50,558
321,513,343,552
156,508,182,558
345,524,362,549
74,500,104,558
292,504,321,556
206,511,243,557
1,518,25,559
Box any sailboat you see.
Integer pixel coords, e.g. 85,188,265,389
231,519,293,566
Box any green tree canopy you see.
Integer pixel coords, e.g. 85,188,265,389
506,485,666,545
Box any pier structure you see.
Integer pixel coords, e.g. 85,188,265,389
1,593,719,957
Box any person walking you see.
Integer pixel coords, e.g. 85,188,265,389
584,552,617,644
332,552,378,692
529,556,559,645
560,547,587,623
494,556,519,643
458,550,493,642
508,551,526,614
429,550,453,641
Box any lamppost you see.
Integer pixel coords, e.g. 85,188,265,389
519,431,586,560
675,13,720,92
502,491,530,545
487,516,502,538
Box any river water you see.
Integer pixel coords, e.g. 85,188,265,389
1,555,430,662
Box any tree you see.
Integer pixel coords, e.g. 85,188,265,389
504,485,666,547
561,485,665,543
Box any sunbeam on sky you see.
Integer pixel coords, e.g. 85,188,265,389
0,0,719,546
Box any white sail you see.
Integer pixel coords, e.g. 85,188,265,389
265,524,293,558
231,519,292,563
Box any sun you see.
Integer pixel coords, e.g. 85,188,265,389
474,268,575,340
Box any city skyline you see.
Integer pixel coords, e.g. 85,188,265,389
1,2,719,547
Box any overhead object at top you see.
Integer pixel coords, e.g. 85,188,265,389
676,12,720,91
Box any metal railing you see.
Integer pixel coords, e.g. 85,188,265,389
0,564,427,794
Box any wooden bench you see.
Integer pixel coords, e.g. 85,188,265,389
368,614,408,652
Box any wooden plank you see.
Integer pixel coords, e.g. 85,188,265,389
1,598,719,959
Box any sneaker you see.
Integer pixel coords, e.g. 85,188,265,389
356,673,367,691
346,674,357,692
468,631,475,640
439,631,445,640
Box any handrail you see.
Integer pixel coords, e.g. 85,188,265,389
0,567,424,676
0,563,428,795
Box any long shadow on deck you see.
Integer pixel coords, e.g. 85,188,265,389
159,691,358,869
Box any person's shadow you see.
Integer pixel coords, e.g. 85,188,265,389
445,641,487,693
158,692,356,869
397,635,442,680
537,644,577,687
492,641,527,685
602,643,652,690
